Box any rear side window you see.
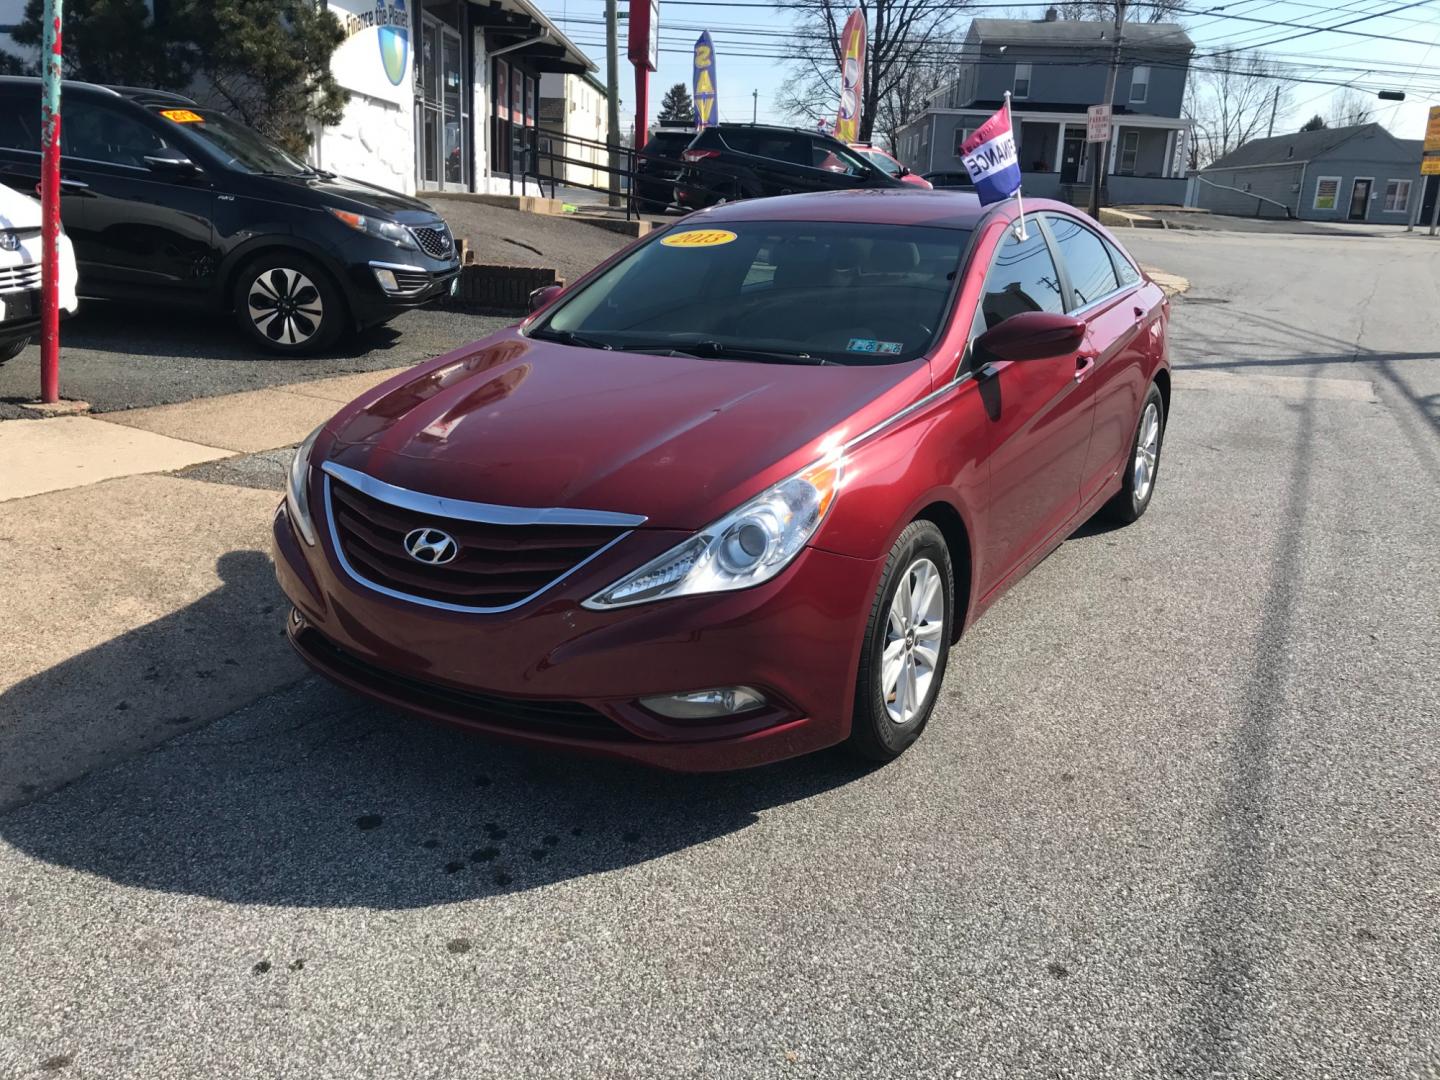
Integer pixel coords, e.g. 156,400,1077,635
1046,215,1119,307
980,226,1065,329
722,130,807,164
0,92,40,152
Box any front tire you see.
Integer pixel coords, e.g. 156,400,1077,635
1102,382,1166,524
847,520,954,763
233,253,346,355
0,335,29,366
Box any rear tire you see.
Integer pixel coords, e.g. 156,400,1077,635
847,520,954,763
0,335,29,366
1102,382,1166,524
233,252,346,355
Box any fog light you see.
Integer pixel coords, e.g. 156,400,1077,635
639,686,767,720
373,267,399,292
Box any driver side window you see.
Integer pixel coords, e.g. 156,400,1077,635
62,102,170,169
979,226,1065,330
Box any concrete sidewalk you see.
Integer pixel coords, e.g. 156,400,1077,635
1,366,408,503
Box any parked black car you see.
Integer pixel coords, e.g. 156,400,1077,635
0,78,461,354
674,123,903,209
633,127,694,214
922,171,975,190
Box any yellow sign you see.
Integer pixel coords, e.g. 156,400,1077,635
1426,106,1440,153
159,108,205,123
1421,154,1440,176
660,229,737,248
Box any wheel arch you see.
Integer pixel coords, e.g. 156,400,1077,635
220,238,351,319
1153,365,1171,420
911,499,974,643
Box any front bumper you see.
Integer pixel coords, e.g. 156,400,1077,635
272,499,880,771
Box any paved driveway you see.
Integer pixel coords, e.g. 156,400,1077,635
1,230,1437,1079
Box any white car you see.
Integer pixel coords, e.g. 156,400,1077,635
0,181,78,365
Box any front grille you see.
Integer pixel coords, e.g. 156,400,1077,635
326,476,626,611
410,224,454,259
392,268,431,292
0,263,41,295
295,628,635,740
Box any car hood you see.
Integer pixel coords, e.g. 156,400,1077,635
323,330,928,530
260,172,442,222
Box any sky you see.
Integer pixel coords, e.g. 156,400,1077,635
545,0,1440,145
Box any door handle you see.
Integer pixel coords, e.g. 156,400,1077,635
1074,354,1097,384
1133,305,1145,321
60,178,89,190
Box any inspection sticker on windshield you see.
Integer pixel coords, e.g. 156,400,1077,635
159,109,205,123
660,229,737,248
847,338,902,355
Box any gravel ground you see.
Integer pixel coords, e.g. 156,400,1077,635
2,230,1438,1079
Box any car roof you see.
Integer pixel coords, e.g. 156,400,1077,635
690,188,1080,230
0,76,196,106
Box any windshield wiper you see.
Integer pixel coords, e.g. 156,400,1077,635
529,327,613,350
648,340,828,366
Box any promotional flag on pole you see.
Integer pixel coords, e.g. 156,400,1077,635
692,31,718,127
958,102,1022,205
834,10,866,143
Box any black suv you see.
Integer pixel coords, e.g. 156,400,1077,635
674,123,903,209
0,78,461,354
633,126,694,214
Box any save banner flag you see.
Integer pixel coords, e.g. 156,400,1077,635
834,10,866,143
693,31,718,127
959,104,1022,206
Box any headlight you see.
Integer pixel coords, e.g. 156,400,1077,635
285,425,323,546
583,457,843,609
327,207,417,249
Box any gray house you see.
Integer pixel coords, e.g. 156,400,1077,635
895,11,1194,205
1195,123,1431,223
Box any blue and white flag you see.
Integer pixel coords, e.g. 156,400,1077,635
959,105,1022,206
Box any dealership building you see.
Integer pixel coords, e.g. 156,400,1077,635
0,0,604,198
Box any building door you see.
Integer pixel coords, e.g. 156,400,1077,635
1348,178,1372,221
1060,132,1085,183
418,14,468,190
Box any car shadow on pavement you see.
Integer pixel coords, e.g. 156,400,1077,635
61,301,406,362
0,550,872,908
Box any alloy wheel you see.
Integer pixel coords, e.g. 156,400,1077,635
882,557,945,725
247,267,324,347
1133,402,1161,502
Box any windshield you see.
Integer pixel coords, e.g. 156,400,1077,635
858,148,901,176
150,106,313,176
535,220,970,365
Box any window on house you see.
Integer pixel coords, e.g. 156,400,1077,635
1383,179,1412,212
1119,131,1139,175
1313,176,1341,210
1013,63,1031,100
1130,66,1150,104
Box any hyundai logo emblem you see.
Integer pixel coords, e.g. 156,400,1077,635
403,527,458,565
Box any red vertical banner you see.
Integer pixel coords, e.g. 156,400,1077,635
628,0,659,149
496,61,509,121
834,9,866,144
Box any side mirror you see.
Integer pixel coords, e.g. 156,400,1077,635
898,166,910,177
144,149,199,175
974,311,1085,362
527,283,563,313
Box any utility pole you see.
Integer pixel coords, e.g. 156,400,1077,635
605,0,621,207
39,0,63,404
1088,0,1124,220
752,89,758,123
1267,85,1279,137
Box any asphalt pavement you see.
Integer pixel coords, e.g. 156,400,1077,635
2,230,1438,1078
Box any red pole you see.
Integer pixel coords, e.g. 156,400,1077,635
39,0,64,405
633,65,649,151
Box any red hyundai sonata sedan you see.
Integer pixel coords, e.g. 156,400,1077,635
273,190,1170,770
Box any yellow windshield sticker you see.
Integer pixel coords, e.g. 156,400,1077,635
660,229,737,248
160,108,205,123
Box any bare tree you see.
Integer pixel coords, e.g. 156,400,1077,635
1052,1,1187,23
873,56,958,150
1184,49,1286,168
774,0,969,143
1328,87,1375,128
